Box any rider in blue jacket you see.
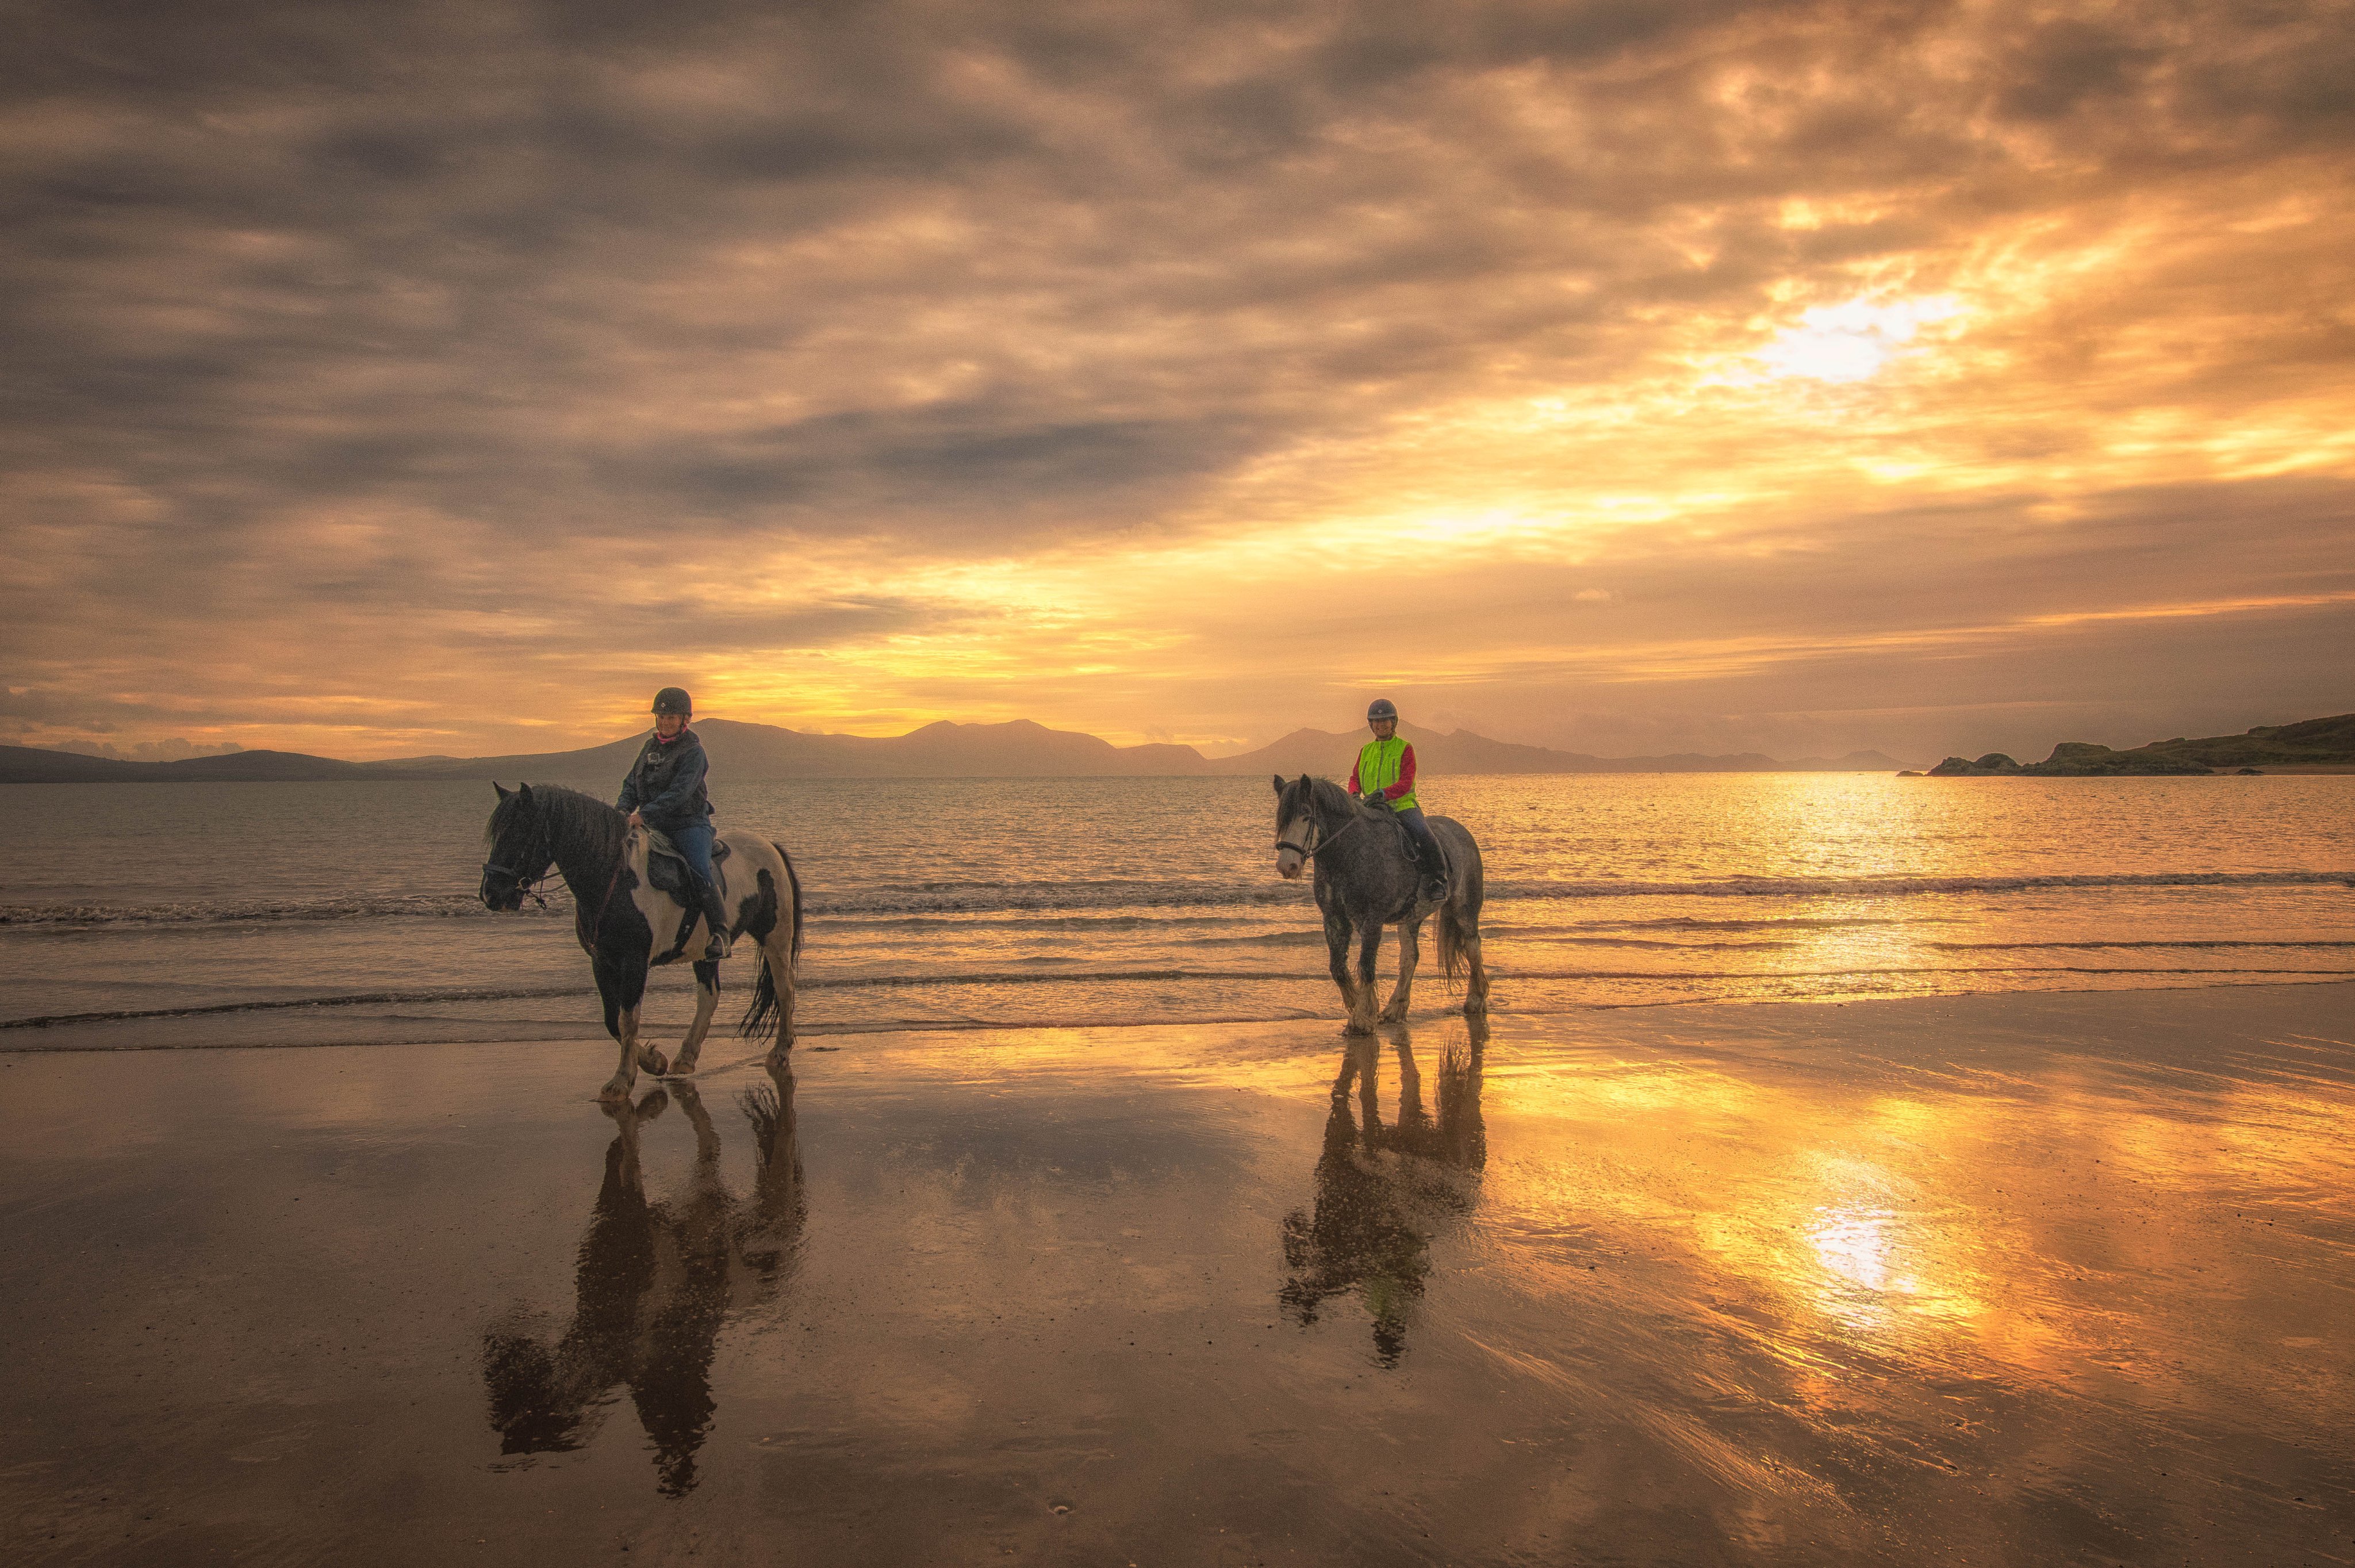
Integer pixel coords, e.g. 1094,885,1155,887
619,687,730,960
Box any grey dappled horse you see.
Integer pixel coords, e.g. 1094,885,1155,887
481,784,801,1101
1272,772,1490,1032
1281,1018,1489,1366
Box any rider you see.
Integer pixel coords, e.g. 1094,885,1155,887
1348,697,1449,904
618,687,730,961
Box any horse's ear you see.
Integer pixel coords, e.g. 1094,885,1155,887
1297,773,1312,792
1271,774,1284,795
517,783,534,803
493,781,511,799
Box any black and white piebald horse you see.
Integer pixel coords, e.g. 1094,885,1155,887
1272,773,1489,1033
481,784,801,1101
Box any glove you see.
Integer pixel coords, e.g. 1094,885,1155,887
1363,790,1391,810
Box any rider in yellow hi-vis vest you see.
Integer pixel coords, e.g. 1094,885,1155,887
1349,697,1449,902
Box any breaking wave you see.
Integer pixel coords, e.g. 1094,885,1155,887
4,868,2347,932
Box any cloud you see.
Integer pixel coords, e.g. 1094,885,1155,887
1,0,2349,758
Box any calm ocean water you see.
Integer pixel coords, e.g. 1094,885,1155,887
2,773,2350,1049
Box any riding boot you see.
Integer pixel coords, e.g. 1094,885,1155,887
1414,839,1449,904
696,878,732,960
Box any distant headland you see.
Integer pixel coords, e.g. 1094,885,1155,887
1,718,1912,785
1917,713,2355,776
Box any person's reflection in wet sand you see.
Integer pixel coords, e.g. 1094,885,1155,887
481,1058,804,1495
1280,1018,1487,1366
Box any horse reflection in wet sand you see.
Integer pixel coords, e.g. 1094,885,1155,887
1281,1019,1488,1366
481,1060,804,1495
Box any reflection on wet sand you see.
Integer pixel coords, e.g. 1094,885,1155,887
482,1059,803,1494
1281,1018,1487,1365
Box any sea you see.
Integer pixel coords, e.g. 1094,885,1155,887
2,772,2350,1051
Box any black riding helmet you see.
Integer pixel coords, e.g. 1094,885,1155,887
651,687,693,716
1367,697,1399,722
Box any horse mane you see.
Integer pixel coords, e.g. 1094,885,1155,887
487,785,628,869
1282,773,1356,822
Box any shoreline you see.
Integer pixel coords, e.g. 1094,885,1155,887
5,979,2348,1565
7,972,2349,1055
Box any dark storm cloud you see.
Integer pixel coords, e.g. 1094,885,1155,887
8,0,2333,521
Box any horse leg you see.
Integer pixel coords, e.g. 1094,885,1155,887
1324,910,1359,1025
1460,908,1491,1016
1393,1030,1425,1127
766,923,798,1060
1330,1041,1359,1101
673,960,721,1075
1348,918,1382,1034
600,956,654,1101
595,964,631,1103
1380,918,1422,1023
601,1006,642,1103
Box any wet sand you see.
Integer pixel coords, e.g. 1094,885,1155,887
3,984,2350,1566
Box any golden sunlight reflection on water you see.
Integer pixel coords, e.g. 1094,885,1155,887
1468,1012,2352,1429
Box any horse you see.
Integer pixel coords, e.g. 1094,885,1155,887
480,783,801,1101
480,1061,803,1495
1280,1018,1488,1366
1272,772,1489,1033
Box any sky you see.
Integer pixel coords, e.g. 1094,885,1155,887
4,0,2350,764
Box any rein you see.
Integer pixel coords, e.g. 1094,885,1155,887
1276,807,1365,862
484,803,627,954
578,853,627,957
481,823,555,909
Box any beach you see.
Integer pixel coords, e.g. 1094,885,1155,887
5,981,2349,1566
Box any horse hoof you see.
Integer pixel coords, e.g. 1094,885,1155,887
642,1050,671,1076
597,1082,631,1104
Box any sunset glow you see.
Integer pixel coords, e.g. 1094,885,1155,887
3,0,2348,762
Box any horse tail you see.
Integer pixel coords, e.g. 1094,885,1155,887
738,844,801,1043
775,840,803,961
740,950,779,1040
1436,901,1467,994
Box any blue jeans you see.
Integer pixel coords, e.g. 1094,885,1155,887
1394,806,1441,864
662,821,717,890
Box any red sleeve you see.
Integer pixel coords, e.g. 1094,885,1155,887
1384,745,1416,802
1348,754,1363,793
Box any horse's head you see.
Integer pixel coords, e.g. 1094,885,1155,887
1273,772,1319,880
481,783,552,911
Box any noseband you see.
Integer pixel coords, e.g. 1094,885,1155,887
1275,808,1363,862
481,821,555,908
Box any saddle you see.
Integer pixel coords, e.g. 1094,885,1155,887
642,829,731,952
642,828,729,898
1368,805,1450,907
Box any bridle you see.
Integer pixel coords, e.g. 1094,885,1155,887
481,819,556,910
1275,804,1364,862
482,800,631,956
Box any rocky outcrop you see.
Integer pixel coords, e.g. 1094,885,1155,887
1914,713,2355,777
2023,741,2213,776
1927,753,2022,776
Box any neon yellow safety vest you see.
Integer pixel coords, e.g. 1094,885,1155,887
1354,735,1418,811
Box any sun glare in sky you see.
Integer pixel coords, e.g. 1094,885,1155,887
1754,297,1967,384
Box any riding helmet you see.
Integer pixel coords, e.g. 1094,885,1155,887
651,687,693,716
1366,697,1399,723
